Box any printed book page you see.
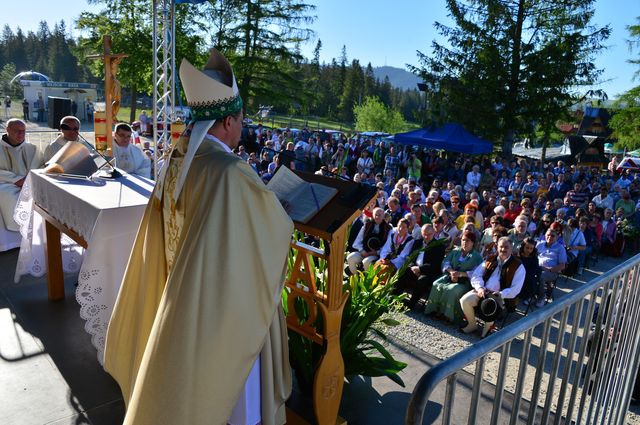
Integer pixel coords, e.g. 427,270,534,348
267,166,338,223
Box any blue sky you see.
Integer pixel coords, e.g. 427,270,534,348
4,0,639,97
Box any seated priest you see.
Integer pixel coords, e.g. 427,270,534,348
393,223,447,309
44,116,80,162
112,123,151,178
346,207,391,275
0,118,42,234
460,237,525,337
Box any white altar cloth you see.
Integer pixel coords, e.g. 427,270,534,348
14,169,154,364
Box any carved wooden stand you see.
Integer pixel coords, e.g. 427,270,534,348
284,172,376,425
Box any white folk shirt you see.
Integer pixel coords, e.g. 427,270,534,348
379,228,414,270
470,255,526,300
113,143,151,178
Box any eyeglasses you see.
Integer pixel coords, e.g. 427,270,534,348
543,220,551,223
60,123,79,131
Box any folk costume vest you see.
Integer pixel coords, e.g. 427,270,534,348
363,220,391,251
385,232,413,261
483,255,522,309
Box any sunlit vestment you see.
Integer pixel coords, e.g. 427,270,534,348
0,136,41,231
104,134,293,425
113,142,151,178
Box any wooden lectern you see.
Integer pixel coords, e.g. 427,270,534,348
284,171,376,425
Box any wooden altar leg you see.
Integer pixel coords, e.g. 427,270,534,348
313,294,349,425
44,219,65,301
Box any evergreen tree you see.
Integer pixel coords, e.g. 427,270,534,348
77,0,204,121
363,63,375,99
610,16,640,150
412,0,610,157
212,0,316,111
338,59,364,123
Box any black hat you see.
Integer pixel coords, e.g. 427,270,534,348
366,237,382,251
477,293,506,322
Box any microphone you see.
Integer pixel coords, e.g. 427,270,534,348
77,133,122,178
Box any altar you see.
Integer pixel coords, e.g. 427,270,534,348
14,169,154,364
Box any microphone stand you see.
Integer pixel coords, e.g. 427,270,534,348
77,133,122,178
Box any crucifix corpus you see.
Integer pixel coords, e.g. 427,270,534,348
88,35,128,153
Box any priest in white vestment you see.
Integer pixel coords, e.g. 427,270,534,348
104,48,293,425
44,116,81,163
112,123,151,178
0,119,42,232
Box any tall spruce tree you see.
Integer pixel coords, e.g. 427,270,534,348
610,16,640,150
412,0,610,157
77,0,204,121
210,0,316,111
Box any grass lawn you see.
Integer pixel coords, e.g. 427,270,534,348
254,115,355,132
116,106,135,123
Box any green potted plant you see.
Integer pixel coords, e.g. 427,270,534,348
282,236,408,395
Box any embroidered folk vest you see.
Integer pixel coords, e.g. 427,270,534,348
363,220,391,251
483,255,522,292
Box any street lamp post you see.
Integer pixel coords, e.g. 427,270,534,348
417,82,428,127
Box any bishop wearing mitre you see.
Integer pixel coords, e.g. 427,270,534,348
104,48,294,425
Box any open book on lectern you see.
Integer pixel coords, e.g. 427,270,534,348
42,140,109,179
267,165,338,223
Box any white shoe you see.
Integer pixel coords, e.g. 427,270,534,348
461,324,478,334
481,323,495,338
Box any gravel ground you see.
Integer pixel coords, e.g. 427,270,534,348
384,253,640,423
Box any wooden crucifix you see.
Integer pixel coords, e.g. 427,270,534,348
87,35,128,152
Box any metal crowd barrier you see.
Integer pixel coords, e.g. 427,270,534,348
25,130,96,155
25,130,59,154
406,254,640,425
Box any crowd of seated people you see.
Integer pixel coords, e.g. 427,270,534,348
234,127,640,334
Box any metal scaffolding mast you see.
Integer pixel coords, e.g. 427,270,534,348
152,0,176,176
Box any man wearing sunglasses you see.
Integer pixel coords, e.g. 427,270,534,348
44,116,81,163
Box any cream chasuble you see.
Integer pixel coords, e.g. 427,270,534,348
112,143,151,178
104,135,293,425
0,137,41,231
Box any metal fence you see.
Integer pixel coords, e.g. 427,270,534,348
406,254,640,425
24,130,96,155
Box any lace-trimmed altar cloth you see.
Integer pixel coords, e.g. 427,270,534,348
14,169,154,364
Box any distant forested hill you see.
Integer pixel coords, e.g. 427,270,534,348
373,66,421,91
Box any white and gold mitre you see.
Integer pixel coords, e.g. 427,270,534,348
179,48,243,122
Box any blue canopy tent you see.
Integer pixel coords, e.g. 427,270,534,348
394,123,493,154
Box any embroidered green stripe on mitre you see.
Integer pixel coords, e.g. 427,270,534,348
189,95,243,121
